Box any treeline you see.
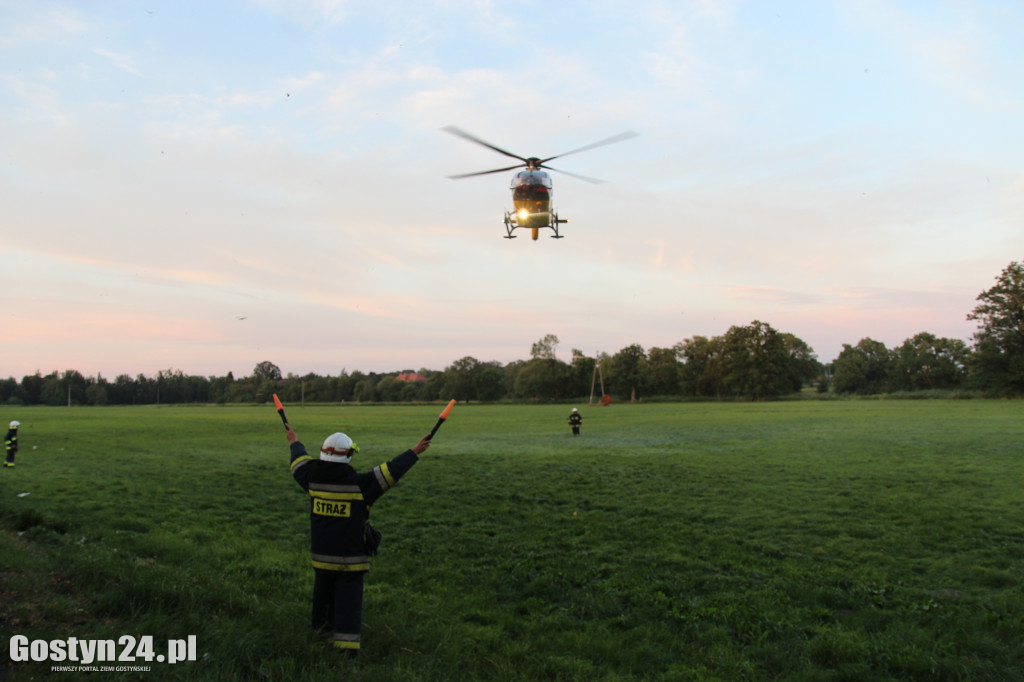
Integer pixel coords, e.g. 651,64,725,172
0,321,820,406
0,323,978,407
4,261,1023,405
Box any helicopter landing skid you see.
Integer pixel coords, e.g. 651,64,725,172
549,212,566,238
503,212,517,238
503,211,567,239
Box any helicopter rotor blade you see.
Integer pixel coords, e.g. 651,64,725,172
540,130,639,165
441,126,529,164
540,165,606,184
447,163,526,180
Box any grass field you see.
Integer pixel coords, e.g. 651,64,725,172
1,400,1022,681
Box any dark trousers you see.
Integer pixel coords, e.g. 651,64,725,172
312,569,364,653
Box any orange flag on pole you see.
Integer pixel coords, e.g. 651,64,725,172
273,393,289,428
427,399,456,440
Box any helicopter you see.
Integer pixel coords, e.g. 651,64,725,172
442,126,637,240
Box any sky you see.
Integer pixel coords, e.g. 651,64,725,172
2,0,1022,380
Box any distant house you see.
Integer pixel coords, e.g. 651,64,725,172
395,372,428,383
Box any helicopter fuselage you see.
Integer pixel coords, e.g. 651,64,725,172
511,170,553,229
505,169,566,239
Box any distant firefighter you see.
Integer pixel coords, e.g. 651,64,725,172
4,420,19,468
568,408,582,437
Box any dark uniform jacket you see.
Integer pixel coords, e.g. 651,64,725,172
290,441,418,572
4,429,16,457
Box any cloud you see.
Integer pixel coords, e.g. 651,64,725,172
0,71,63,119
724,286,823,305
0,7,91,49
840,0,1020,108
249,0,352,26
92,47,143,77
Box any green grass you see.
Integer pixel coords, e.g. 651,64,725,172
1,401,1023,681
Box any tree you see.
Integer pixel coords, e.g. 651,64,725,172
252,361,283,381
780,332,822,393
228,378,257,403
377,376,403,402
832,338,893,395
503,360,526,399
530,334,560,360
677,335,726,397
514,358,568,401
157,368,205,403
419,372,444,402
86,383,108,406
568,349,596,399
679,323,820,400
892,332,970,391
353,376,379,402
208,375,232,404
607,344,647,402
474,362,507,401
967,261,1024,393
39,371,63,405
20,372,44,405
37,370,87,405
512,336,571,400
720,321,796,400
0,377,24,405
443,356,480,402
646,347,681,396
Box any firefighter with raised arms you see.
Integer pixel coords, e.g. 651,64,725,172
286,423,431,657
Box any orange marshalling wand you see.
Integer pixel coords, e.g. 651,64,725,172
273,393,289,429
426,399,456,440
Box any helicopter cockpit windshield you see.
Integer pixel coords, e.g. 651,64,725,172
511,170,553,202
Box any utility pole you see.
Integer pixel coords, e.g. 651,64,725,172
588,355,606,406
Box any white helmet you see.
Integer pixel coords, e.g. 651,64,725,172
320,432,359,463
9,421,19,429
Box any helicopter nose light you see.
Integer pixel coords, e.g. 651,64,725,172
518,209,529,221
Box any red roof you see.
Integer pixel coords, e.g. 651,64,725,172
396,372,428,383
